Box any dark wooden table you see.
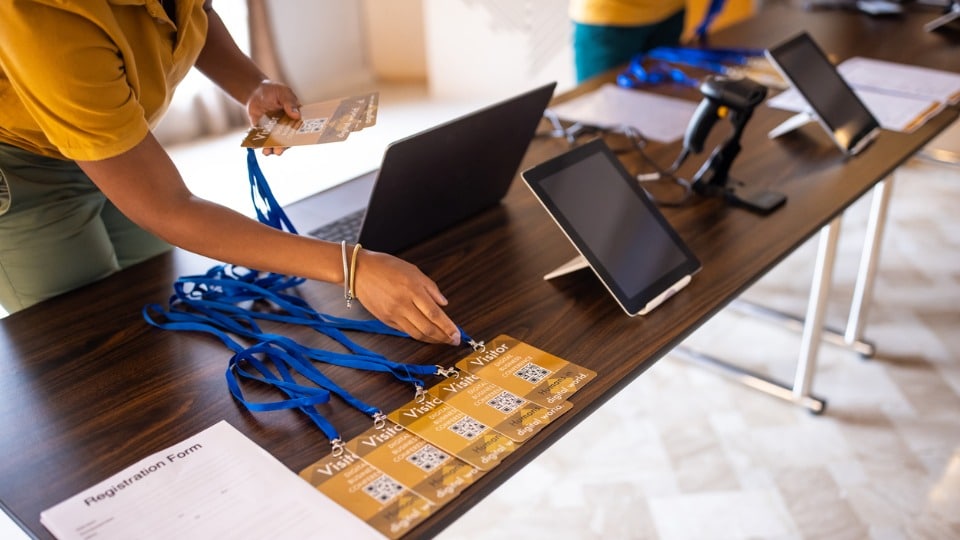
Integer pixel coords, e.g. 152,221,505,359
1,2,956,538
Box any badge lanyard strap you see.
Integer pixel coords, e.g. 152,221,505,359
174,270,483,359
693,0,728,44
247,148,299,235
146,298,435,390
207,263,487,349
144,302,393,405
167,275,448,388
232,340,387,429
228,343,347,453
144,303,380,454
141,304,343,444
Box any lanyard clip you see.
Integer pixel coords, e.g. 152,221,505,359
468,339,486,352
435,365,460,378
372,411,387,429
330,438,345,457
414,385,426,403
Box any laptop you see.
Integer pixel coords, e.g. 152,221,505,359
288,82,557,254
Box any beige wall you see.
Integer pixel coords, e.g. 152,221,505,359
268,0,761,100
361,0,428,82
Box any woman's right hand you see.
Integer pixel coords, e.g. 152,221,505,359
351,249,461,346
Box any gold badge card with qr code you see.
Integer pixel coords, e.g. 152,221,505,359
428,372,573,442
454,335,596,408
240,91,378,148
387,396,516,471
345,423,482,505
298,449,433,539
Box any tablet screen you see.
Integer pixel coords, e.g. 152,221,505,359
521,139,701,316
766,32,880,155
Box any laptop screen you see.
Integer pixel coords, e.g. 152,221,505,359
356,82,557,253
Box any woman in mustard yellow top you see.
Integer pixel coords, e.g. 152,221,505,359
570,0,687,82
0,0,461,345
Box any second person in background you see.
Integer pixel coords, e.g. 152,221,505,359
569,0,687,83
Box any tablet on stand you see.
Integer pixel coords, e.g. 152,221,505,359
521,139,701,317
765,32,881,156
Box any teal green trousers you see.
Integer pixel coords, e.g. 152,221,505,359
0,143,171,314
572,9,686,83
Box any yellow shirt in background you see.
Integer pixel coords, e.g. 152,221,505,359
569,0,686,26
0,0,208,161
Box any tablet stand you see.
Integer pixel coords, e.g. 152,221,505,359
767,111,816,140
925,0,960,32
543,255,589,280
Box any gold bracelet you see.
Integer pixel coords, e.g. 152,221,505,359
341,240,352,307
348,243,362,307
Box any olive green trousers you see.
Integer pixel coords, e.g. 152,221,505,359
0,143,171,314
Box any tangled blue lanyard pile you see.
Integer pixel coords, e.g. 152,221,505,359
144,148,479,454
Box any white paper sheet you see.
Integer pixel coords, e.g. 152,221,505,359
837,57,960,105
40,421,383,540
548,83,699,143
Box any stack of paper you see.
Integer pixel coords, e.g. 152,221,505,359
548,83,699,143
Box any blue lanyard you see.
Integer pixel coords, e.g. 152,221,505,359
618,58,699,88
227,343,350,454
693,0,728,43
617,45,765,89
145,149,479,449
646,46,764,71
247,148,299,234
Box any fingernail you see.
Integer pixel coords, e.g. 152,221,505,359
450,331,461,346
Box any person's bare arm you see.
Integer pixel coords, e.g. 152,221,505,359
76,134,461,345
193,1,299,154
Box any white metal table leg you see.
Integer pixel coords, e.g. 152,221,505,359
793,215,842,403
844,177,894,352
672,217,842,414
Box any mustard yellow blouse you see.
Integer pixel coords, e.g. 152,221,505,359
0,0,208,161
569,0,687,27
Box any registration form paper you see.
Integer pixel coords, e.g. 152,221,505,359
40,421,384,540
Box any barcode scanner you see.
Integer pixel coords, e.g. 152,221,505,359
681,75,767,161
676,75,786,214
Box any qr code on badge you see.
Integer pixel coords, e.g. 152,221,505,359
406,444,449,472
514,362,551,384
363,474,404,503
448,416,486,440
296,118,327,134
487,390,525,413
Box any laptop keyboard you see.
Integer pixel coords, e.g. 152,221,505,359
307,208,365,243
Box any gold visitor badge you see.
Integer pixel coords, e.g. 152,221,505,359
344,422,483,505
387,395,516,471
298,449,433,539
427,372,573,442
455,335,596,408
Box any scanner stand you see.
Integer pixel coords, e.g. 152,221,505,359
692,127,787,216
